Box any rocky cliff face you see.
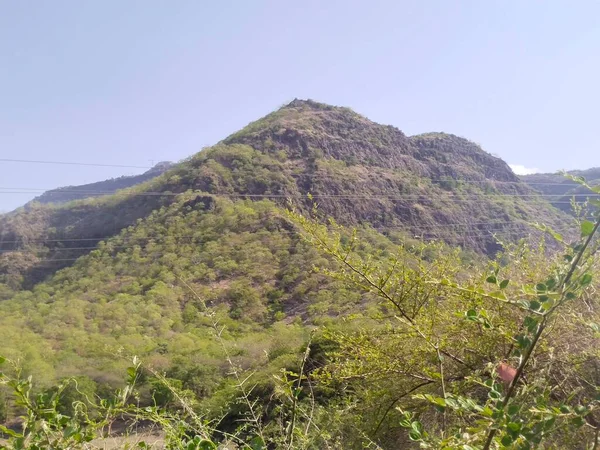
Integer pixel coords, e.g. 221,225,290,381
225,100,521,183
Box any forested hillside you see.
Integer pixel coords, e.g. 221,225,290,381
0,100,595,449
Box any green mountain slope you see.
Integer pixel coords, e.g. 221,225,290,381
2,194,424,412
0,100,570,295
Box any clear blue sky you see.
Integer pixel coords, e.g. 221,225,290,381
2,1,600,211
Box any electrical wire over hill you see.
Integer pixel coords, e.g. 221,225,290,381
0,187,597,202
0,224,570,257
0,158,152,169
0,217,580,246
21,228,557,266
0,158,588,187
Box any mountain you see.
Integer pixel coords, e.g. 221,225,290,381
521,168,600,215
26,161,173,206
0,99,584,447
0,100,570,293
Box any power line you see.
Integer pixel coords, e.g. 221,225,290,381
0,244,142,253
0,226,565,256
0,158,152,170
15,235,529,265
0,181,597,198
4,216,568,265
1,187,599,201
295,175,589,187
0,157,592,188
0,220,571,246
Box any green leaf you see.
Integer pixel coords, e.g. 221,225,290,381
126,366,137,380
545,277,557,289
490,290,507,300
247,437,263,450
532,222,564,242
548,229,564,242
445,397,460,409
581,220,595,237
0,424,21,438
543,416,556,430
524,316,538,333
411,421,424,434
529,300,541,311
486,275,498,284
488,390,501,399
481,406,494,417
523,284,537,295
499,279,510,289
399,417,412,428
429,396,445,407
581,273,593,286
571,416,585,427
466,309,477,319
501,434,514,446
0,356,5,365
535,283,547,292
408,429,422,441
516,335,532,349
507,404,519,416
507,422,521,432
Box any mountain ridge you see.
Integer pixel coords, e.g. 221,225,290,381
24,161,173,207
0,99,582,444
0,99,571,292
521,167,600,214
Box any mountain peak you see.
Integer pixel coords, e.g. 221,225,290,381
224,100,518,183
145,161,173,174
284,98,339,111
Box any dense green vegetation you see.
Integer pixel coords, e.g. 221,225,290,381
0,195,599,448
290,203,600,448
0,100,595,448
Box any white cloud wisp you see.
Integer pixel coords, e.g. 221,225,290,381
509,164,540,175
